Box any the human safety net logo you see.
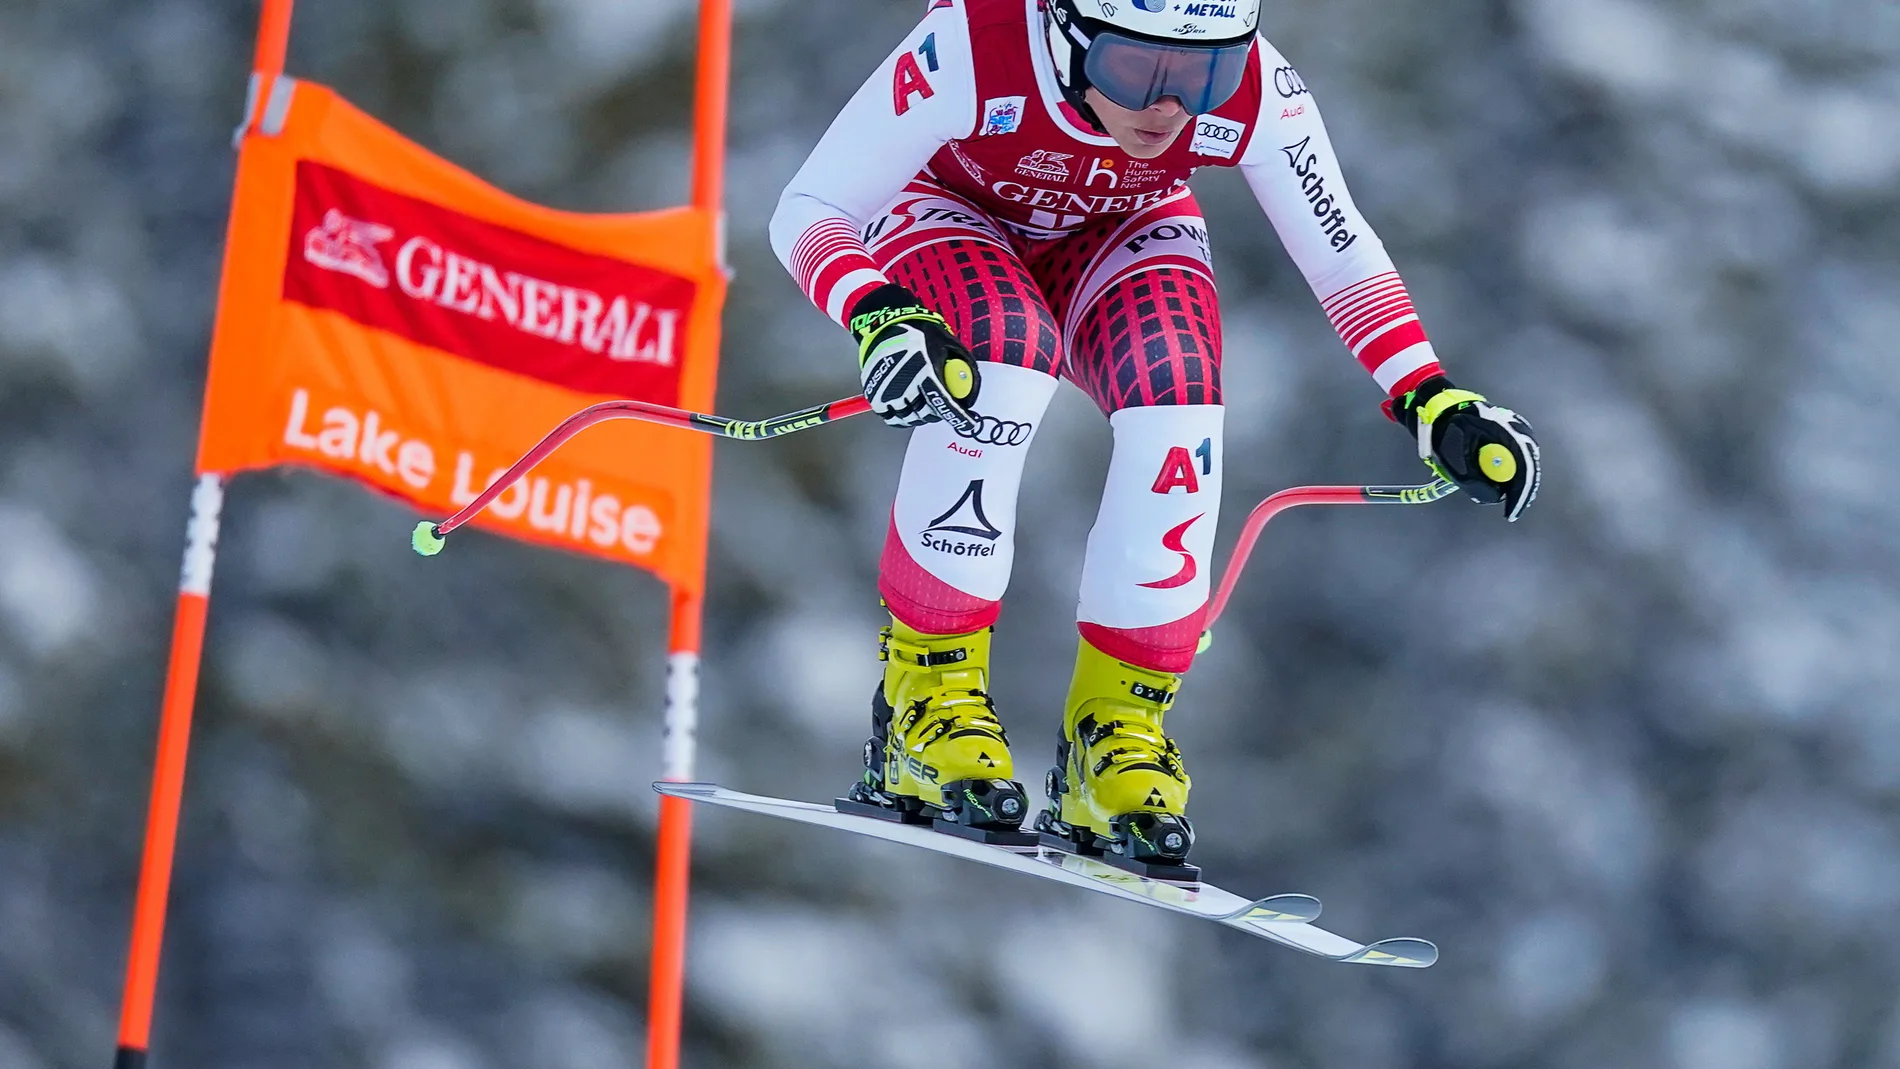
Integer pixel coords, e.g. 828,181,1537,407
286,161,696,405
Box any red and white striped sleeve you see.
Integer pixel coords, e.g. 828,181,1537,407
1238,40,1444,398
1318,270,1439,397
785,218,887,326
768,3,978,326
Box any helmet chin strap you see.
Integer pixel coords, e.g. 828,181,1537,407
1044,8,1108,134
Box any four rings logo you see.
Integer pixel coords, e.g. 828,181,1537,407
1273,66,1309,99
956,414,1034,446
1189,115,1246,159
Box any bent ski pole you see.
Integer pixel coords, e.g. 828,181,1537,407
412,394,871,555
1203,477,1459,631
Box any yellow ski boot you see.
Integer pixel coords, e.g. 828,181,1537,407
1035,636,1198,880
837,617,1034,844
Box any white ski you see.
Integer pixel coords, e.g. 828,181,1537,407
655,782,1435,967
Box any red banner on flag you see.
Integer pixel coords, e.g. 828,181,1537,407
286,161,697,403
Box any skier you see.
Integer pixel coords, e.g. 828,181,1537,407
769,0,1540,874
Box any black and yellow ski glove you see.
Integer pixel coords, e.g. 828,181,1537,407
1390,375,1541,522
848,283,981,434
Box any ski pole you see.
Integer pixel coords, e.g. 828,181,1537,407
1203,477,1459,631
412,394,871,555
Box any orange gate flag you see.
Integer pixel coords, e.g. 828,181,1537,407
197,79,724,593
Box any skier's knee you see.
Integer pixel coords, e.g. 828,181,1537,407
970,291,1061,377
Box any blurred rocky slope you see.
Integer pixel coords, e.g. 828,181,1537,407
2,0,1899,1066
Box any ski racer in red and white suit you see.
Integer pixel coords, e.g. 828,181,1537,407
769,0,1541,868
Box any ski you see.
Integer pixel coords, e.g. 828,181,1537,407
655,782,1436,967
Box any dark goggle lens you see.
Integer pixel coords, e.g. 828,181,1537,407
1083,33,1251,114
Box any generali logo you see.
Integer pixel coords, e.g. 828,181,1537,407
299,206,678,367
304,209,394,289
1015,149,1073,181
286,162,696,402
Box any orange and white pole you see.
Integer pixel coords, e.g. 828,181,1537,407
111,4,295,1067
111,474,225,1069
647,589,703,1069
646,2,729,1066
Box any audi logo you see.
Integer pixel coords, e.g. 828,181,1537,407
1273,66,1309,98
956,414,1034,446
1196,122,1240,142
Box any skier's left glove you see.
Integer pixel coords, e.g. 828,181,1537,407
1388,375,1541,522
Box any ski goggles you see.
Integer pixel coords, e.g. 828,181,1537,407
1082,32,1252,114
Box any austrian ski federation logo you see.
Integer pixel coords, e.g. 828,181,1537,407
981,96,1026,136
1015,150,1073,181
303,209,395,289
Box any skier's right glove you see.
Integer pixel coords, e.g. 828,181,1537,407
1388,375,1542,522
848,283,981,434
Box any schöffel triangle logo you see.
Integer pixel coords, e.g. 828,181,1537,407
925,480,1002,541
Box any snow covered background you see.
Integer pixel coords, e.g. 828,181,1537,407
3,0,1899,1066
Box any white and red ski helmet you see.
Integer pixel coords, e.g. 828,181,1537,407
1044,0,1259,119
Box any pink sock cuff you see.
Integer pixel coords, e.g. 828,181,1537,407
1078,609,1208,674
879,517,1002,634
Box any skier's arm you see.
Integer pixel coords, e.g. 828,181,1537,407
1239,47,1540,520
1236,47,1443,400
769,7,979,325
